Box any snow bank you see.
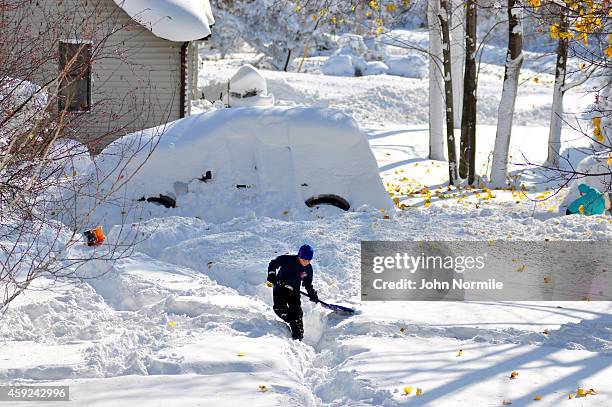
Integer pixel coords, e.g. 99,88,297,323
560,153,611,214
83,106,391,225
113,0,214,42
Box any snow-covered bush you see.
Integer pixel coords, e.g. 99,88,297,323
335,34,368,58
322,55,355,76
363,61,389,76
0,78,47,141
385,55,428,79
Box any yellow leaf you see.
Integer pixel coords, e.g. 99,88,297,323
544,276,552,283
167,321,177,327
586,388,597,395
607,154,612,166
416,388,423,396
403,386,412,395
533,395,542,401
593,116,604,142
577,388,586,397
568,393,574,399
258,385,269,392
457,349,463,357
579,204,585,215
517,265,525,272
423,200,431,208
510,371,519,379
237,352,246,357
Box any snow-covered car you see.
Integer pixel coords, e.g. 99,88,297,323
85,106,392,224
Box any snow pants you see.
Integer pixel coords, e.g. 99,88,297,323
273,286,304,340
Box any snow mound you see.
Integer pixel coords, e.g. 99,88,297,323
385,55,428,78
335,34,368,57
560,152,611,214
82,106,391,225
113,0,214,42
322,55,355,76
363,61,389,76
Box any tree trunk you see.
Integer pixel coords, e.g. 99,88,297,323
439,0,459,184
490,0,523,187
283,49,292,72
460,0,477,184
450,0,465,128
428,0,446,161
546,6,568,167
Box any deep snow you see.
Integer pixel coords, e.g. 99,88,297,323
1,30,611,407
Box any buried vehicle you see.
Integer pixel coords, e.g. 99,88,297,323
80,106,392,224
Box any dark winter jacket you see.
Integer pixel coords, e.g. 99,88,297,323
268,255,315,296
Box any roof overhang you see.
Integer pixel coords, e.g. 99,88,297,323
114,0,215,42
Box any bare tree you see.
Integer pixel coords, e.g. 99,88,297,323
460,0,477,184
490,0,524,187
546,3,569,167
439,0,460,185
0,0,168,310
450,0,465,129
428,0,446,161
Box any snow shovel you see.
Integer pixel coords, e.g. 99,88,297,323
268,281,356,314
298,290,356,314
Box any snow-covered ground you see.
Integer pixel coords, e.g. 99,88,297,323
1,35,611,407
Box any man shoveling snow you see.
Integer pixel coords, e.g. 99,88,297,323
267,244,318,341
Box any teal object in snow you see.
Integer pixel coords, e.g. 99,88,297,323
566,184,606,216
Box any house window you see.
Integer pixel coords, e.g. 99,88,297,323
58,42,91,112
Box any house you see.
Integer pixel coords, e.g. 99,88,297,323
5,0,214,152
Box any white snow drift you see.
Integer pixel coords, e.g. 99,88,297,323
84,106,391,224
113,0,215,42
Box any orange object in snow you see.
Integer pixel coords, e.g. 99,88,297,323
84,226,105,246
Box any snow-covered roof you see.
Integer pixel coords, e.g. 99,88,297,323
114,0,215,42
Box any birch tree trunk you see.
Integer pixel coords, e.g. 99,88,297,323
428,0,446,161
439,0,459,184
451,0,465,128
460,0,477,184
490,0,523,187
546,6,568,167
